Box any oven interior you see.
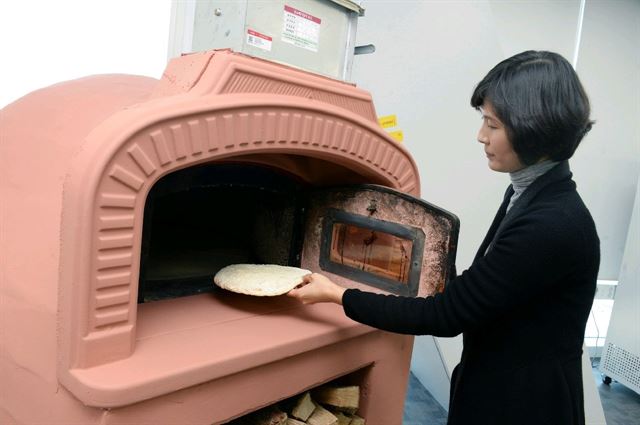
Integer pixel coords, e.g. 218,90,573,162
137,159,447,303
138,163,307,303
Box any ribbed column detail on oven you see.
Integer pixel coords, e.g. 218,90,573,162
94,191,136,328
92,169,141,330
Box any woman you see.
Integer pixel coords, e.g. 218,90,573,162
287,50,599,425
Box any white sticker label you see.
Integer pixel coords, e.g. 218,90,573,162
282,5,320,52
247,29,273,51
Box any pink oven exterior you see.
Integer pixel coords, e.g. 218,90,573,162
0,50,425,424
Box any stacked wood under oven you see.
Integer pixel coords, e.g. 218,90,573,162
229,384,365,425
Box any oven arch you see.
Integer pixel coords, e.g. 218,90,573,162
54,52,421,409
59,100,419,368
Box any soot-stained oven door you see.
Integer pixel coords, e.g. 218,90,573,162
302,185,459,298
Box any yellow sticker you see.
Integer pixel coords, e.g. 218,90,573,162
378,114,397,129
389,130,404,142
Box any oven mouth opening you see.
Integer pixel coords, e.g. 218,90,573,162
138,163,307,303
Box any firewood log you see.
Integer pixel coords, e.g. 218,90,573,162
349,415,365,425
313,386,359,414
286,419,307,425
332,411,352,425
306,404,338,425
291,391,316,421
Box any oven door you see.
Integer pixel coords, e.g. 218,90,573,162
302,184,459,298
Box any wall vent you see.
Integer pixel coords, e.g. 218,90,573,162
601,342,640,391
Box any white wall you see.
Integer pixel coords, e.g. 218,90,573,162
600,173,639,389
574,0,640,279
0,0,172,108
351,0,639,414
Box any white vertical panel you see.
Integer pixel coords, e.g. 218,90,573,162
600,174,640,393
410,336,452,410
572,0,587,68
167,0,197,60
573,0,640,279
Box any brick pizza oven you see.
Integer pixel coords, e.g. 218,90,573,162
0,50,458,424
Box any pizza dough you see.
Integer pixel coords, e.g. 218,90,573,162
214,264,311,296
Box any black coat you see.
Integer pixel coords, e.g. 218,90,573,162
342,161,600,425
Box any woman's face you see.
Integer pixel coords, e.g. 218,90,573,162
477,102,524,173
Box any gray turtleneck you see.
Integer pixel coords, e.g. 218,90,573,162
507,160,559,213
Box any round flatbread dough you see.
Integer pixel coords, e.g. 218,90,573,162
214,264,311,296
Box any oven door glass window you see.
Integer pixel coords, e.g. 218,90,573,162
330,222,413,284
320,209,425,296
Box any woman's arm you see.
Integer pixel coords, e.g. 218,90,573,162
289,208,593,337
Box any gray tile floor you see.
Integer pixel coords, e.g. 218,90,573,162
403,363,640,425
403,372,447,425
592,360,640,425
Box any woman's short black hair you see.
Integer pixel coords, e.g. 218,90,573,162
471,50,594,165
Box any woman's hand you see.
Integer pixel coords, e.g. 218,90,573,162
287,273,346,305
